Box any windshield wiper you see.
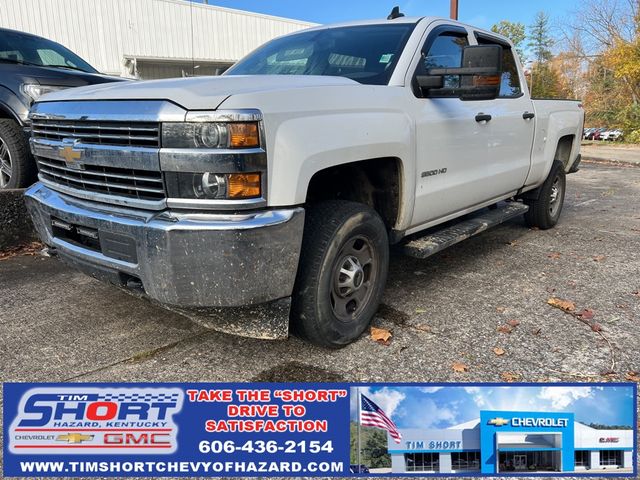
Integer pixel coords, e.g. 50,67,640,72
0,58,41,67
46,64,90,73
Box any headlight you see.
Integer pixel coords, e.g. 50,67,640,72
162,122,260,149
165,172,261,200
21,84,69,103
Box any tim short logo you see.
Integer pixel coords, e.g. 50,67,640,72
488,417,510,427
9,387,184,455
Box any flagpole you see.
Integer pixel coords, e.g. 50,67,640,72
357,387,361,471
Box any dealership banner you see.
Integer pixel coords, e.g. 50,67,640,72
2,383,637,477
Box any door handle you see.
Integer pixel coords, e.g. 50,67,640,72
523,111,535,120
475,113,492,122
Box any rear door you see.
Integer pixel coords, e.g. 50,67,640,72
473,33,534,193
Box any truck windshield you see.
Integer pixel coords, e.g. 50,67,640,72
0,30,97,73
225,24,416,85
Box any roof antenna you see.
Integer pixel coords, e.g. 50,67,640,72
387,6,405,20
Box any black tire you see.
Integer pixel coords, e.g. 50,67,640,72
524,160,566,230
290,200,389,348
0,119,35,189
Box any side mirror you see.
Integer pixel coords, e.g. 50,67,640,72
417,45,503,100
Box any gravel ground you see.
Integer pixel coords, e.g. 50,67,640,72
1,162,638,479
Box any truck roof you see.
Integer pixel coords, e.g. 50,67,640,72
289,16,513,47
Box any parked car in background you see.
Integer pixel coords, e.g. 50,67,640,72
583,127,596,139
602,129,623,141
0,27,125,189
585,127,607,140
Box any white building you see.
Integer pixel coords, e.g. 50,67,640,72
0,0,316,78
388,410,634,474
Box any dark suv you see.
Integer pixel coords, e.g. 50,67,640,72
0,28,125,189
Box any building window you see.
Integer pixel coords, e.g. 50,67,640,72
452,451,480,470
575,450,589,467
405,452,440,472
600,450,622,466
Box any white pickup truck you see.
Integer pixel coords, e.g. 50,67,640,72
24,13,584,347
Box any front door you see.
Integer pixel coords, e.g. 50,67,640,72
411,26,500,228
514,455,527,470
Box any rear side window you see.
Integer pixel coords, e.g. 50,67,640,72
477,36,522,97
419,31,469,97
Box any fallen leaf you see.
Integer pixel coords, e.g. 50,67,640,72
531,327,542,335
493,347,506,356
578,308,595,320
414,324,432,333
593,255,606,262
497,325,513,334
547,252,562,259
501,372,521,382
547,297,576,312
370,327,392,344
452,362,468,373
506,240,518,246
415,308,427,314
507,319,521,327
625,371,640,382
590,323,603,332
0,241,44,261
632,290,640,297
600,369,616,377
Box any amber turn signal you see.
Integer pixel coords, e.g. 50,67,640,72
227,173,261,198
228,123,260,148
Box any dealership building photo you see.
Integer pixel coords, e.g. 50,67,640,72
388,410,634,474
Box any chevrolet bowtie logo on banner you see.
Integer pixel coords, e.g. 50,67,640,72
56,433,94,444
487,417,510,426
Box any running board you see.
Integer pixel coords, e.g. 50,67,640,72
402,202,529,259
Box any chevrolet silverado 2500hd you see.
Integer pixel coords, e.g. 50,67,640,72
24,14,584,347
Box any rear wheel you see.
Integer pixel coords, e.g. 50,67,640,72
291,201,389,348
0,119,34,189
524,160,566,229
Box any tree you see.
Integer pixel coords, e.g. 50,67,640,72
530,62,566,98
491,20,527,62
528,11,554,63
362,429,391,468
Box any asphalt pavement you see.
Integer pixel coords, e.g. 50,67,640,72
1,162,639,478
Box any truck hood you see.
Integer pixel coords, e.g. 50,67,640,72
39,75,360,110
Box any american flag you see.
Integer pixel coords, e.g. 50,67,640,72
360,394,402,444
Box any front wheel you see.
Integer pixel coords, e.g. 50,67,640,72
524,160,566,229
290,201,389,348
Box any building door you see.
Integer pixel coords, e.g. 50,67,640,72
514,455,527,470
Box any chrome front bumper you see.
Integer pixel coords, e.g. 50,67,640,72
24,183,305,308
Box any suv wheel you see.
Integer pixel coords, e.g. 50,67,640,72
524,160,566,229
291,200,389,348
0,119,34,189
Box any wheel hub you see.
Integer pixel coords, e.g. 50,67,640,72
337,255,365,296
330,236,377,322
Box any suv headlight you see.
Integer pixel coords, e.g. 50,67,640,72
21,84,69,103
162,122,260,149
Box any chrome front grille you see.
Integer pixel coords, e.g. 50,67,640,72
37,157,165,201
31,119,160,148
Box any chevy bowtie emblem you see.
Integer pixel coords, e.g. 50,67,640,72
59,141,84,169
488,417,510,427
56,433,94,444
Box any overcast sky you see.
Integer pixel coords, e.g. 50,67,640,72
350,385,635,429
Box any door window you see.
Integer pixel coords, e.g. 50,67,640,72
417,30,469,97
477,36,522,97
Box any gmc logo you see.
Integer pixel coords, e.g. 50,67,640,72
104,433,171,445
599,437,620,443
